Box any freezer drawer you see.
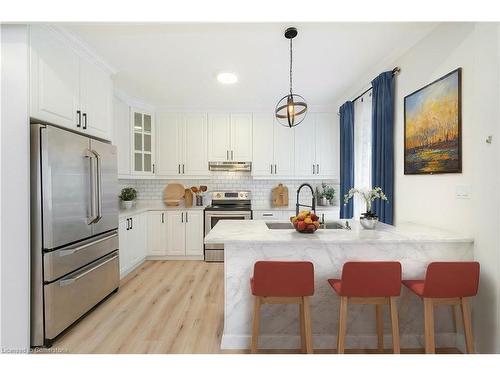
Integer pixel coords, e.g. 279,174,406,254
44,252,119,340
44,231,118,282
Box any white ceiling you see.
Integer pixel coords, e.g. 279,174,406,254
64,23,438,110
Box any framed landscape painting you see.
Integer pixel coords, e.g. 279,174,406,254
404,68,462,174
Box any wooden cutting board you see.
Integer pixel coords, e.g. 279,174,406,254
163,183,185,206
184,189,193,208
272,184,289,207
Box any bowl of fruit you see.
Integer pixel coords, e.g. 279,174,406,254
290,210,321,233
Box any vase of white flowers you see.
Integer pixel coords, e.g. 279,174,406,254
343,187,388,229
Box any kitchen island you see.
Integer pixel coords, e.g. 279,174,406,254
204,220,474,351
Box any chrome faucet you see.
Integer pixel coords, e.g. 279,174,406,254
296,183,316,216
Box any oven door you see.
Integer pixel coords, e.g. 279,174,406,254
204,211,251,250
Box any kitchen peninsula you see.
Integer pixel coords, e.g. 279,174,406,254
204,220,474,351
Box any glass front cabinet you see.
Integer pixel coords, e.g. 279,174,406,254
131,107,155,175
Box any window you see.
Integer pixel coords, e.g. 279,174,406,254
353,91,372,217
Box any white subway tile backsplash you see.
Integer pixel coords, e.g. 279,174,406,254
119,172,339,208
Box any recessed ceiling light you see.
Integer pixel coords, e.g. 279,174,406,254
217,72,238,85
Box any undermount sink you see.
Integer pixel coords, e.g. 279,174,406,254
265,222,345,230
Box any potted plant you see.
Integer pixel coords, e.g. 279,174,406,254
316,183,336,206
343,187,388,229
119,187,137,209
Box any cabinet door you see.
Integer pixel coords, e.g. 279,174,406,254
185,211,203,256
130,214,146,266
30,25,79,130
118,218,131,277
294,114,316,177
315,113,339,178
131,108,155,175
208,114,231,161
273,119,295,176
156,112,183,176
80,59,112,140
113,97,131,176
183,114,208,176
252,113,274,177
230,114,252,161
147,211,167,256
166,211,186,256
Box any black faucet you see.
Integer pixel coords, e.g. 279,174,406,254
296,183,316,216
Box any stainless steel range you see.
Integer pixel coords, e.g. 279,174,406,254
204,191,252,262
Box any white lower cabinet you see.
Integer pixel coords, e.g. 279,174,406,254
166,211,204,257
147,211,168,256
119,213,146,278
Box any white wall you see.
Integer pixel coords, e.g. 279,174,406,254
337,22,500,353
0,25,30,352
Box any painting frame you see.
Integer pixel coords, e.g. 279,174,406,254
404,68,462,175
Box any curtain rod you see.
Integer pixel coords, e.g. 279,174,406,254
336,67,400,116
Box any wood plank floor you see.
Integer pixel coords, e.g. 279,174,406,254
48,260,460,354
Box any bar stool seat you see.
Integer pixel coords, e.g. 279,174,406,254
250,261,315,354
402,261,480,354
328,261,402,354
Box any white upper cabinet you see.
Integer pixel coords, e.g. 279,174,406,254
156,112,208,177
113,96,131,176
208,113,252,162
208,114,231,162
30,25,79,129
230,114,253,161
315,113,339,178
29,25,113,140
252,113,295,178
79,59,112,140
252,113,274,177
294,115,316,177
273,119,295,177
131,108,155,176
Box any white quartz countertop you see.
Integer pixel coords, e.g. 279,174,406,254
119,200,206,218
204,219,474,244
252,205,339,212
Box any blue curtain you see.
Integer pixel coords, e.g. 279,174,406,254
339,101,354,219
371,71,395,224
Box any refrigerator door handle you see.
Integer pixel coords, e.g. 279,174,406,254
58,254,119,287
85,149,98,224
58,232,118,256
92,149,103,223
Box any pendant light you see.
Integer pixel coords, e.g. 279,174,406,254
275,27,308,128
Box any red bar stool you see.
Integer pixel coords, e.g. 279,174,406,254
402,261,480,354
328,261,402,354
250,261,315,354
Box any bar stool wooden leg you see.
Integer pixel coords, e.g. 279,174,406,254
460,297,474,353
375,304,384,353
451,305,458,333
302,296,313,354
251,296,261,354
389,297,400,354
337,296,348,354
423,298,435,354
299,301,306,353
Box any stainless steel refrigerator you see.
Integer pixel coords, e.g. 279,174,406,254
30,124,119,347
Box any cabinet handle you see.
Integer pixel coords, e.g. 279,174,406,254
313,164,315,174
226,150,229,160
317,164,320,174
262,213,273,217
152,164,155,174
130,217,133,230
126,218,129,230
274,164,277,174
83,113,87,130
181,212,184,223
186,212,188,223
270,164,273,174
231,150,234,160
182,164,185,174
161,213,164,223
178,164,181,174
76,110,81,128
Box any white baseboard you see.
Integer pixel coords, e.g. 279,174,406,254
221,332,460,351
